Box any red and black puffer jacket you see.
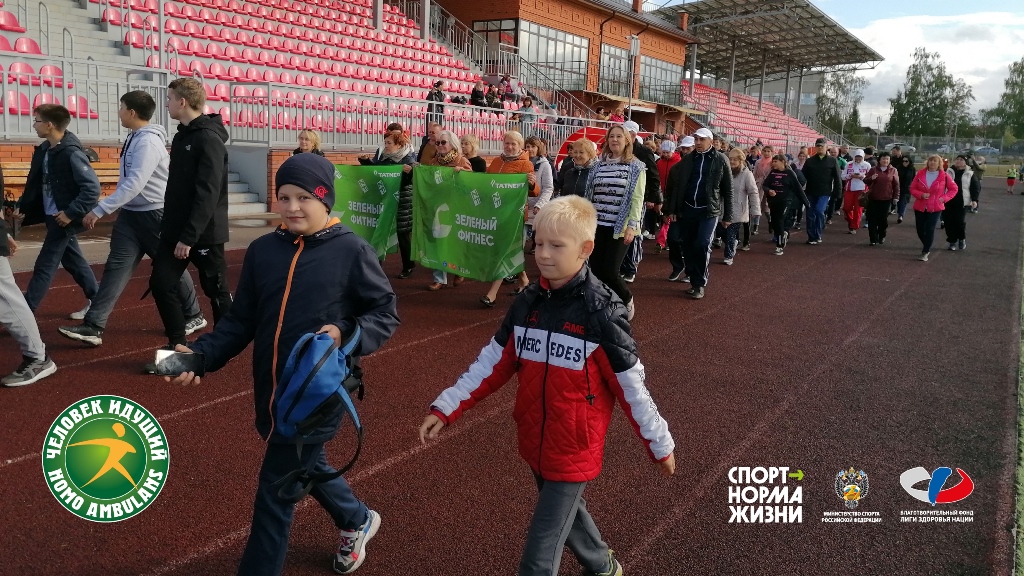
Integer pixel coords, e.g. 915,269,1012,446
429,266,674,482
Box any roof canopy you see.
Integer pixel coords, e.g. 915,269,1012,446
659,0,882,81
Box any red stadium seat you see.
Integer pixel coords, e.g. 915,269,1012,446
124,30,144,48
226,65,244,80
215,12,230,26
179,38,200,55
7,62,36,85
263,70,278,82
236,29,253,45
325,78,338,89
100,8,122,25
189,60,208,77
218,28,235,43
206,42,223,59
32,93,60,109
226,0,242,12
4,90,29,114
245,67,261,81
224,45,242,61
232,14,249,29
183,22,203,37
279,71,293,84
295,74,309,86
266,35,282,50
238,47,257,63
302,57,317,71
209,62,228,79
257,51,272,65
0,10,24,32
311,76,325,89
164,18,183,34
67,96,98,119
274,52,290,68
288,55,303,69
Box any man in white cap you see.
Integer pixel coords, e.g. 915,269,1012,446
663,128,733,299
841,149,871,233
677,136,695,156
619,120,662,283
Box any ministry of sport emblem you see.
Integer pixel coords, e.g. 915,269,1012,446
42,395,169,522
835,467,869,509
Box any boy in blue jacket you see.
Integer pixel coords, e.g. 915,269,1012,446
169,153,400,575
420,196,676,576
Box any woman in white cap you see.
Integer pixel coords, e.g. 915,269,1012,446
842,149,871,233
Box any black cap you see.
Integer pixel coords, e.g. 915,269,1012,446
814,137,827,146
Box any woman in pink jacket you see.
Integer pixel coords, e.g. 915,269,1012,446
909,154,959,262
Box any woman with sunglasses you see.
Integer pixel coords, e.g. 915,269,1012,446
422,130,472,291
895,155,915,223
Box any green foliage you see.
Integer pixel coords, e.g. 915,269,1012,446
886,48,974,137
816,70,867,137
990,56,1024,138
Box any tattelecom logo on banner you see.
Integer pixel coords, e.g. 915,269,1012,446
42,395,169,522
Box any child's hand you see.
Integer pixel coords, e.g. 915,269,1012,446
419,414,445,444
317,324,343,347
658,453,676,476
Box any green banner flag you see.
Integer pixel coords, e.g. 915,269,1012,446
331,164,403,258
411,167,528,282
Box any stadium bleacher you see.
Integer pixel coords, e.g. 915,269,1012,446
682,81,824,148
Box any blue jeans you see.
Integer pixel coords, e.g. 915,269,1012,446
679,207,719,288
237,441,368,576
897,194,911,218
805,195,830,242
85,209,200,329
723,222,742,259
24,215,99,311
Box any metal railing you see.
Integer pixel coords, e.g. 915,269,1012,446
226,81,617,154
37,1,49,56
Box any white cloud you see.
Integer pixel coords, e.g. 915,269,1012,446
847,12,1024,124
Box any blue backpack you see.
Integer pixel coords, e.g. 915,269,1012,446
271,328,364,502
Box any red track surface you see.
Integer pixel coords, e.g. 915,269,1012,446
1,181,1020,576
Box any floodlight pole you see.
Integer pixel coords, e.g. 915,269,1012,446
627,34,640,120
795,67,805,118
757,52,767,111
782,62,791,116
727,39,737,104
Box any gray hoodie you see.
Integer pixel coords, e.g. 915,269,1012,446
92,123,169,216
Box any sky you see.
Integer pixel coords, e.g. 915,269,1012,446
818,0,1024,125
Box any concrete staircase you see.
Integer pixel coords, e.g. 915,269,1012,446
227,172,276,226
21,0,134,64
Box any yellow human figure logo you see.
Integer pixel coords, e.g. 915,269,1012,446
68,422,138,488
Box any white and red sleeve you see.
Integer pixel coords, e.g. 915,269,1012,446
430,333,519,426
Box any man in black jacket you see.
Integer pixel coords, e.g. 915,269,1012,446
801,137,843,244
148,78,232,352
663,128,733,299
19,104,100,314
0,212,56,387
620,121,662,282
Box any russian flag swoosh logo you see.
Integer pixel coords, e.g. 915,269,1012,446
900,467,974,505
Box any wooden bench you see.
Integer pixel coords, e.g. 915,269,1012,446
2,162,121,187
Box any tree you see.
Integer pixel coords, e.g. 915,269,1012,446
992,56,1024,138
816,70,867,139
886,48,975,137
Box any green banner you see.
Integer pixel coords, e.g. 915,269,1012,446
331,164,403,258
411,167,528,282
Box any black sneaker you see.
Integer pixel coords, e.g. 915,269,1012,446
58,322,104,346
396,268,414,279
686,287,704,299
184,315,208,336
667,269,683,282
2,355,57,387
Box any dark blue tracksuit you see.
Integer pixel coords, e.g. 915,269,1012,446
190,221,400,575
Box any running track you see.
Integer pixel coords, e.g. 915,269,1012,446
1,180,1019,576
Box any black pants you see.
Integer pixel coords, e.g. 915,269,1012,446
679,207,718,288
397,230,414,271
915,210,941,253
827,189,843,218
866,199,892,243
768,199,792,247
943,205,966,243
668,220,685,274
590,225,631,304
149,241,232,345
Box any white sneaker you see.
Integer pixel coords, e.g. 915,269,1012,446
184,315,208,336
919,252,930,262
626,299,635,321
333,509,381,574
723,258,733,265
69,300,91,320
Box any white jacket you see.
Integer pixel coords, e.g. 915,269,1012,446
946,166,974,207
729,167,761,223
843,160,871,192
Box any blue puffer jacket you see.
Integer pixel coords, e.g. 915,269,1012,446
190,219,400,442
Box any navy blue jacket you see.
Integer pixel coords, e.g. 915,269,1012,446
19,131,101,235
190,220,400,441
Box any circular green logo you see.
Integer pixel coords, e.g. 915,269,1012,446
41,395,169,522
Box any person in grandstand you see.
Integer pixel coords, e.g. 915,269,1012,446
59,91,206,347
909,154,959,262
619,121,661,284
420,195,675,576
421,129,471,291
608,104,625,123
801,137,842,245
360,129,417,279
724,148,760,264
485,84,503,108
862,151,900,246
293,129,325,156
169,153,399,576
944,155,979,251
895,154,915,224
515,96,538,138
662,127,733,300
481,130,539,307
425,80,446,128
417,122,442,163
147,79,233,360
763,154,809,256
0,209,55,387
18,103,100,316
470,80,487,107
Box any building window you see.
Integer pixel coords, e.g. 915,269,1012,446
517,20,589,91
472,19,517,50
640,56,684,103
599,44,631,97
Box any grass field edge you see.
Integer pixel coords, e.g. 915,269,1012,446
1013,193,1024,576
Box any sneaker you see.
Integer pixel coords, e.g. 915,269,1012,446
712,238,722,249
184,315,208,336
740,244,751,251
919,252,930,262
396,268,414,279
870,242,876,246
947,243,957,251
2,355,57,387
333,509,382,574
958,239,966,250
58,322,104,346
848,230,857,235
686,286,704,299
773,247,784,256
897,216,903,224
751,226,759,235
642,231,655,240
584,550,623,576
793,223,802,230
69,300,91,321
826,219,833,225
626,299,635,321
807,240,820,245
622,273,636,283
667,269,684,282
723,258,733,265
781,231,789,248
681,276,690,284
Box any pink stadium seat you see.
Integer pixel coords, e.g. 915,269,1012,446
164,18,183,34
224,45,242,61
236,29,253,45
311,76,325,89
0,10,24,32
301,57,316,72
279,71,293,84
238,47,256,63
100,8,122,25
189,60,208,76
164,2,179,16
7,62,36,85
274,52,290,68
205,42,223,58
288,55,303,69
263,70,277,82
295,74,309,86
124,30,144,48
324,78,338,89
232,14,249,29
67,96,98,119
182,38,202,55
226,65,244,80
226,0,242,12
181,4,199,19
245,67,261,81
183,21,203,37
209,62,228,79
215,12,230,26
32,93,60,108
218,28,235,43
256,50,272,65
